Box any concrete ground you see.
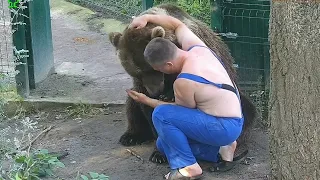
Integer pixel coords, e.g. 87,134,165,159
29,0,130,104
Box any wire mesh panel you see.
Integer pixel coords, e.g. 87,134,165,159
218,0,270,91
217,0,270,123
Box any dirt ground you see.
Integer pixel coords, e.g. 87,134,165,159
8,105,271,180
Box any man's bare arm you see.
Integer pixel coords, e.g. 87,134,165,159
146,99,175,108
126,89,175,108
129,14,207,51
173,79,196,109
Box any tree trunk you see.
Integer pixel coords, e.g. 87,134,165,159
269,1,320,180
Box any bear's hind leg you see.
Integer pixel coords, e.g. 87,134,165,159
119,96,155,146
235,91,258,154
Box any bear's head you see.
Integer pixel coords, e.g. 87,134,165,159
109,23,179,97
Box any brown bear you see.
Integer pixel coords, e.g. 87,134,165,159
108,3,257,164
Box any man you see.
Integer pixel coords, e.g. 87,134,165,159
126,14,245,180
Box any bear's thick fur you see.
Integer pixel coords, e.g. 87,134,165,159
109,3,257,164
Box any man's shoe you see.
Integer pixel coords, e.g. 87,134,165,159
209,149,248,172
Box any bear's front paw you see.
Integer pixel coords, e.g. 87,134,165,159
149,150,168,164
119,132,151,146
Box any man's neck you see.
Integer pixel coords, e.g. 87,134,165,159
177,51,189,69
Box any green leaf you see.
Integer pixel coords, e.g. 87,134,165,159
15,173,22,180
45,168,54,176
80,175,89,180
89,172,99,178
38,149,49,154
48,157,58,164
99,174,109,179
15,156,26,163
55,161,65,168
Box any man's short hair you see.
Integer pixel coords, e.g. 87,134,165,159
144,37,177,65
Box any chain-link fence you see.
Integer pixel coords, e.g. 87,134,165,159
0,0,17,108
1,0,14,78
65,0,144,23
65,0,212,25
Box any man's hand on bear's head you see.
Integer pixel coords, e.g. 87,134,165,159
128,15,148,29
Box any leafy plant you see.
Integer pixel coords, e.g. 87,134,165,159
78,172,109,180
5,149,65,179
0,114,65,179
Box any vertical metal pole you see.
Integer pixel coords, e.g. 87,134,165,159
11,6,30,98
211,0,222,32
24,0,54,88
142,0,154,11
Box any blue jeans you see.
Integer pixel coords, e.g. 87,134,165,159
152,104,244,170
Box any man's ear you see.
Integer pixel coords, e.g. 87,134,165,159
151,26,165,39
166,62,173,67
108,32,122,48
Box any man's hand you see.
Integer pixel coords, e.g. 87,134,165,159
128,15,148,29
126,89,151,104
126,89,175,108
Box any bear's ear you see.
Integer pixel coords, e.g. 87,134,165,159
108,32,122,48
151,26,165,39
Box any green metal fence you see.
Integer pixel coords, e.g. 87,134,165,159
215,0,270,122
215,0,270,92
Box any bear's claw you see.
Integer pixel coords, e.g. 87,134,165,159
149,150,168,164
119,132,153,146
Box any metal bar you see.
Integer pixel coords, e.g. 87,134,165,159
11,7,30,97
211,0,222,32
142,0,154,11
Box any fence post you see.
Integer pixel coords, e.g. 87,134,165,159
25,0,54,89
142,0,154,11
211,0,222,32
11,5,30,97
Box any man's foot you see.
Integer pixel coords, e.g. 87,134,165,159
164,163,203,179
218,141,237,161
210,149,249,172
